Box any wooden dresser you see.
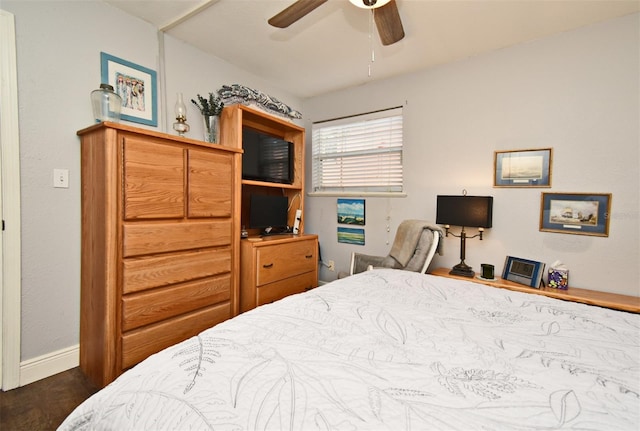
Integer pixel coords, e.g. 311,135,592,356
240,234,318,312
78,122,242,387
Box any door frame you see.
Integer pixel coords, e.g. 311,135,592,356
0,8,23,391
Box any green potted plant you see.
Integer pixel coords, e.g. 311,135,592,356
191,93,224,143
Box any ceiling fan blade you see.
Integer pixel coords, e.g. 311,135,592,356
374,0,405,46
268,0,328,28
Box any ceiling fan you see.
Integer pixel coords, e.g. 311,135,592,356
268,0,405,46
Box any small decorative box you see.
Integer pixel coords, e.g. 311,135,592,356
548,267,569,289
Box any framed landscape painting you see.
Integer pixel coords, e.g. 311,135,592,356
539,192,611,237
337,198,365,225
494,148,552,187
338,227,365,245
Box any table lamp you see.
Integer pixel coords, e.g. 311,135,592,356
436,194,493,277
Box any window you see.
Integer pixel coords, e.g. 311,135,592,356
311,107,403,195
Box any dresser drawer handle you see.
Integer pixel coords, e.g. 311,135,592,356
263,263,274,268
305,254,313,259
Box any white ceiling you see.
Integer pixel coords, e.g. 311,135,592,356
104,0,640,99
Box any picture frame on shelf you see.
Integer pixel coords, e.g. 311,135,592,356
100,52,157,126
539,192,611,237
494,148,552,187
502,256,546,288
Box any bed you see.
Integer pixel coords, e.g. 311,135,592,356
59,269,639,430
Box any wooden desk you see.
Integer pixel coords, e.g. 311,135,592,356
430,267,640,313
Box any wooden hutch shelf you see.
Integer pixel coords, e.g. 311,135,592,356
220,104,318,312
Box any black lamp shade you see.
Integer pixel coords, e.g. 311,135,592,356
436,195,493,228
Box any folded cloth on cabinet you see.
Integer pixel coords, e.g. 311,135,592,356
389,220,444,266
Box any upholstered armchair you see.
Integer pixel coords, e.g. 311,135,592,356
348,220,444,275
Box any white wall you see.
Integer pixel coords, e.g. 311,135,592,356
2,0,301,368
163,35,304,138
3,0,160,365
303,13,639,297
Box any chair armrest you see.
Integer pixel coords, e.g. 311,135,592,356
418,230,440,274
350,253,395,275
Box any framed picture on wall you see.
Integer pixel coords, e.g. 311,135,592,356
539,192,611,237
494,148,552,187
338,227,365,245
337,198,365,225
100,52,158,126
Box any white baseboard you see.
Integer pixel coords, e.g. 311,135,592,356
19,345,79,387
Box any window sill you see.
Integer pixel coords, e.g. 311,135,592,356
308,192,407,198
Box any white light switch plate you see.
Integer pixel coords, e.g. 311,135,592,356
53,169,69,188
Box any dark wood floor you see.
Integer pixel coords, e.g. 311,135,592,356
0,367,98,430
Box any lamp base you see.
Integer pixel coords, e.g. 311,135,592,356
449,262,475,278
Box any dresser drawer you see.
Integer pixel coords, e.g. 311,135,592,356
256,271,317,306
122,274,231,331
123,220,231,257
256,239,317,286
123,248,231,294
121,302,230,370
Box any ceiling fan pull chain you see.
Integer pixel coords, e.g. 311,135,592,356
370,9,375,62
369,8,375,77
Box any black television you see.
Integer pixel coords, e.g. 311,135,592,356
242,128,294,184
248,194,289,234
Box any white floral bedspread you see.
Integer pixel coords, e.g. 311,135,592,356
59,269,640,430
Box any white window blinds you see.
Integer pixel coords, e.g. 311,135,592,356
312,107,403,194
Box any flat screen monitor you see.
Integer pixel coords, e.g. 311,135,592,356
248,194,289,233
242,128,294,184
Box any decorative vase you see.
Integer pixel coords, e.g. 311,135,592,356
203,115,220,143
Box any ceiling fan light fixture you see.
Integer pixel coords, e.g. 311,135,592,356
349,0,391,9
